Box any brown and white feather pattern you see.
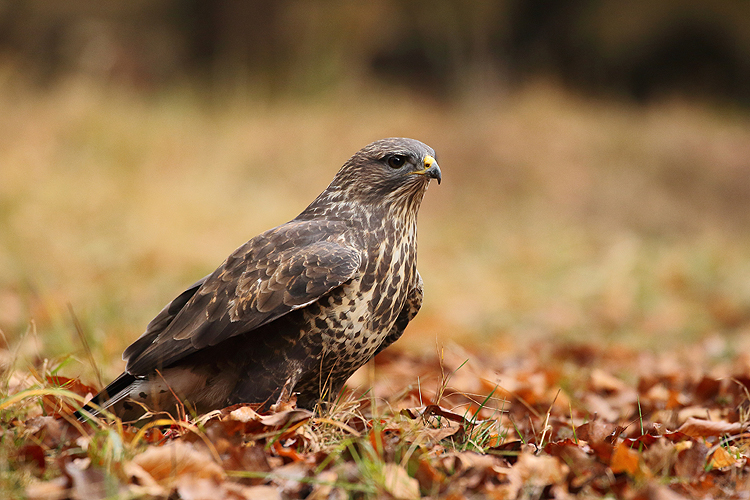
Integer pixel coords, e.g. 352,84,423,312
80,137,440,420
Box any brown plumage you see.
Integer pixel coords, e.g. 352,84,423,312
79,138,441,420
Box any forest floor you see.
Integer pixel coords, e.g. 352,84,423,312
4,339,750,499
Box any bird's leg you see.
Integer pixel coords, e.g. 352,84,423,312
271,370,301,412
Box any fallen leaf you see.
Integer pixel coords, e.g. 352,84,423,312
677,418,743,438
622,434,658,449
382,463,420,500
662,431,691,443
642,439,676,475
43,376,98,417
694,377,722,401
590,369,630,393
241,485,283,500
513,452,568,486
17,443,46,472
307,470,339,500
25,476,69,500
64,458,106,500
123,461,167,497
488,440,524,464
272,440,306,462
708,446,737,469
404,404,467,424
227,405,313,429
46,376,98,399
259,409,314,428
676,407,725,425
580,393,621,422
588,440,615,463
545,438,603,487
24,416,70,449
640,484,691,500
414,457,446,493
503,451,569,499
419,425,462,444
271,461,311,496
176,476,227,500
575,420,619,444
610,445,640,475
133,440,225,486
674,440,708,479
228,406,261,423
440,450,499,477
12,340,750,500
234,444,273,474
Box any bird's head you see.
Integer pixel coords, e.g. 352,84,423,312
297,138,441,221
325,138,441,206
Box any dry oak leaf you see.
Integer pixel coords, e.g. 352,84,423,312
677,417,744,438
132,440,225,486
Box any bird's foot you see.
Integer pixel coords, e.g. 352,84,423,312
270,376,298,412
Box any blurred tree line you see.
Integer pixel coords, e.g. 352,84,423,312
1,0,749,103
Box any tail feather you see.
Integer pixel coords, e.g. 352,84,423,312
75,372,137,421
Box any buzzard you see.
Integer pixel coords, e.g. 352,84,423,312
80,138,441,420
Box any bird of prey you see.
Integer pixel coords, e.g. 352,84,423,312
79,137,441,421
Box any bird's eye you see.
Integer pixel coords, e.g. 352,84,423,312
387,155,406,169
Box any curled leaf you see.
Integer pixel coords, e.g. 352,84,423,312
678,418,743,438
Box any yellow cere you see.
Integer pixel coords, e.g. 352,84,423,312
413,155,436,175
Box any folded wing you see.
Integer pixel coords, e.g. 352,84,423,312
123,220,362,376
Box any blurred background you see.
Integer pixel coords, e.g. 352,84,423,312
1,0,750,383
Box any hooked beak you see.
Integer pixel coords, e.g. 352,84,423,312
411,155,442,184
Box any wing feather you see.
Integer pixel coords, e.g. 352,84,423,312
124,220,361,376
121,276,208,363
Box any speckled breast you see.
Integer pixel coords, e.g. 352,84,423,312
294,219,417,398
